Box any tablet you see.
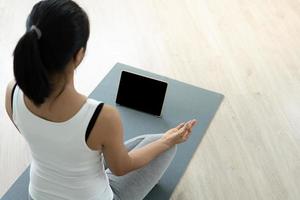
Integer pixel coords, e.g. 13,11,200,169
116,71,168,116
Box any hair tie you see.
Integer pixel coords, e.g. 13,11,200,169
30,25,42,39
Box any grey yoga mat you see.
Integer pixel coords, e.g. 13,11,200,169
1,63,224,200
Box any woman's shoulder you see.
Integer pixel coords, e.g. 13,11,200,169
86,103,123,150
91,103,121,132
86,98,119,118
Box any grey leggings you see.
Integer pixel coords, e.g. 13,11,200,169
108,133,177,200
29,133,177,200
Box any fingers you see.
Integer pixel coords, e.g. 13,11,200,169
176,119,196,128
182,131,191,139
176,122,185,129
191,119,197,126
176,123,187,135
182,119,197,138
185,119,196,129
177,119,198,135
187,119,197,130
182,128,191,139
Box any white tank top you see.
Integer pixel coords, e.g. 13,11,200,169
12,85,114,200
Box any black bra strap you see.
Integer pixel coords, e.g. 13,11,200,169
85,103,104,142
11,83,17,113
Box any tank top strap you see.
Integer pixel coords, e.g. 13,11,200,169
85,99,104,142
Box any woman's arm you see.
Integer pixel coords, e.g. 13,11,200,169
127,138,171,171
91,105,171,176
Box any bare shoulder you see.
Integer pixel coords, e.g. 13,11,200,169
101,104,120,119
86,104,123,151
5,79,17,120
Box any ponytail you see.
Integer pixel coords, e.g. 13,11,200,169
13,0,90,107
13,29,51,107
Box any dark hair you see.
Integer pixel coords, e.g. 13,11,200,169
13,0,90,107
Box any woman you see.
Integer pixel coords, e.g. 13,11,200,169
5,0,197,199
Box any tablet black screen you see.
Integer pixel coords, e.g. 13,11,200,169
116,71,168,116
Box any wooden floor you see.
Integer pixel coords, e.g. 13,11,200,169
1,0,300,199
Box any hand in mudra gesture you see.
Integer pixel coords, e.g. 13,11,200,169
161,119,197,147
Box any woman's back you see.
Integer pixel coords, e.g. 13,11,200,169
12,85,114,200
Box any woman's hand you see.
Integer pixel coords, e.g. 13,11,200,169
160,119,197,148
